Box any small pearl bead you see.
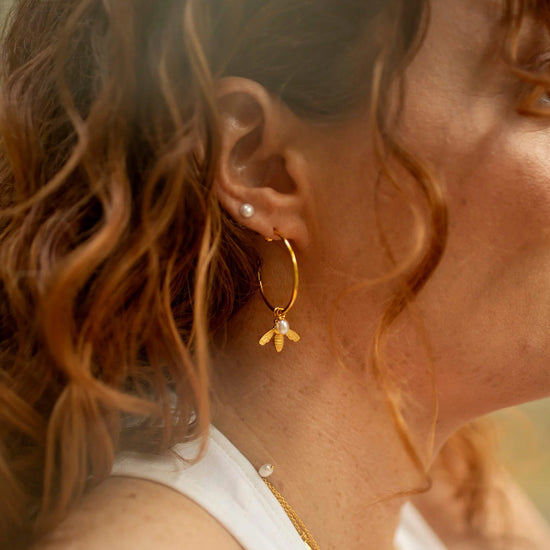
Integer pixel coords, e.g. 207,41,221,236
259,464,274,478
239,203,255,219
276,319,289,335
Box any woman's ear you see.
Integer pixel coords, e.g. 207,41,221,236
214,77,310,248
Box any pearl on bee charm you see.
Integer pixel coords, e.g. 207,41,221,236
259,314,300,352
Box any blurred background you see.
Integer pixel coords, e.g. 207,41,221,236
0,1,9,25
0,1,8,26
1,0,549,523
493,399,550,521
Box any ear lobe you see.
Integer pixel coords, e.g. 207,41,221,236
214,77,309,247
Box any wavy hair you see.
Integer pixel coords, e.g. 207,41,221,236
0,0,548,547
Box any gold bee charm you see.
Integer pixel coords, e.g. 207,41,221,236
259,317,300,353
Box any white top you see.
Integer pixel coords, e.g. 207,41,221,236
112,426,447,550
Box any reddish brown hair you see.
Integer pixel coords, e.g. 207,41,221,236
0,0,548,547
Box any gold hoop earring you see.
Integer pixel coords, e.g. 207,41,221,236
258,230,301,353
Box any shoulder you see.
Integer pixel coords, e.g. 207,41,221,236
34,477,243,550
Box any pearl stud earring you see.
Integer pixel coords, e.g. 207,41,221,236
239,203,255,219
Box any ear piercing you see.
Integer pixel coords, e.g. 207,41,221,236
239,203,255,219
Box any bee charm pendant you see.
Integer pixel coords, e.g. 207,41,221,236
259,316,300,353
257,231,300,353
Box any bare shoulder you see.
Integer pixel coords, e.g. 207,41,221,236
34,477,243,550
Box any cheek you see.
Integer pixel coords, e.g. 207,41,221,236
444,125,550,340
397,106,550,417
403,89,550,264
449,130,550,253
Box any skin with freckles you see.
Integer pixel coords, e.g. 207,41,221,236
212,0,550,547
393,0,550,432
36,1,550,549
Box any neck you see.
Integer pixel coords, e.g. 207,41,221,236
210,298,436,550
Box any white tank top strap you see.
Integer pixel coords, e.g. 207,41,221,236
112,426,306,550
397,502,447,550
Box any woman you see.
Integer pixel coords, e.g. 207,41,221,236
2,0,550,548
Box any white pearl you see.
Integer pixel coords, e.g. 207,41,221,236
259,464,274,478
275,319,289,335
239,203,255,219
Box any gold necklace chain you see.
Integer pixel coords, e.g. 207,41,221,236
262,477,321,550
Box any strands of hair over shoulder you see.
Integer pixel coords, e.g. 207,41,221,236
0,0,548,547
